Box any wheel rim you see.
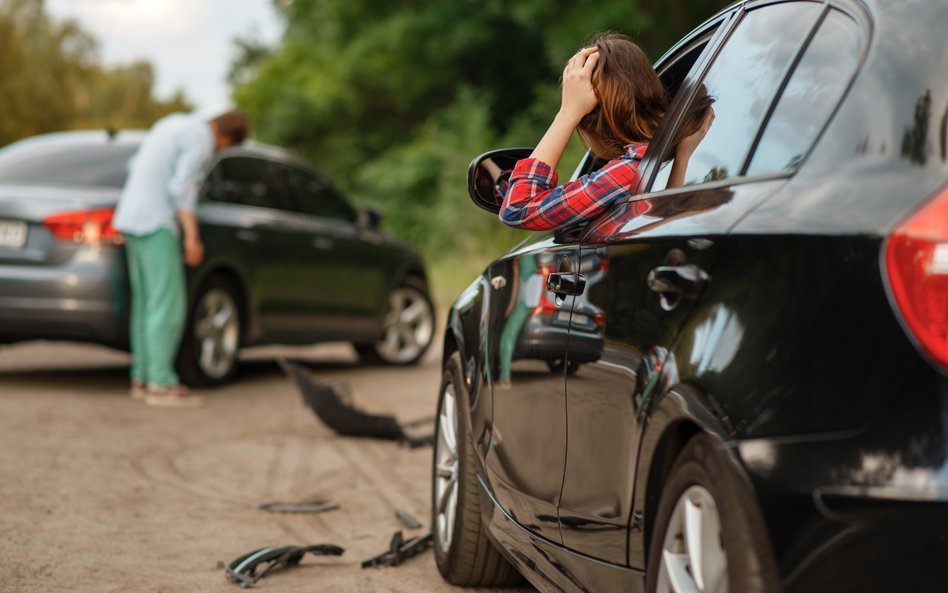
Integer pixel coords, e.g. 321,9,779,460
656,485,728,593
376,287,434,363
193,287,240,380
434,381,460,551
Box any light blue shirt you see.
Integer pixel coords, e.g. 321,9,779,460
113,113,215,236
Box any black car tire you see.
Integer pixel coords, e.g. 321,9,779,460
176,275,243,387
646,433,780,593
546,358,582,375
432,352,521,586
355,276,434,366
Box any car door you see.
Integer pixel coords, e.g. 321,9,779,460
275,162,386,340
481,232,581,543
555,1,830,566
198,154,316,339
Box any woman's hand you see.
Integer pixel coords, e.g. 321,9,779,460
677,107,715,158
560,47,600,122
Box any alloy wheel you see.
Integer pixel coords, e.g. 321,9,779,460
193,287,240,381
434,381,460,551
376,286,434,363
655,485,729,593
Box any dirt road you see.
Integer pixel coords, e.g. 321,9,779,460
0,341,531,593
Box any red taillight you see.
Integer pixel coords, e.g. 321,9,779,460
885,183,948,368
43,208,123,245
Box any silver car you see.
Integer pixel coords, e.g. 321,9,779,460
0,130,435,385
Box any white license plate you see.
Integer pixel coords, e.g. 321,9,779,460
0,220,27,249
556,311,589,325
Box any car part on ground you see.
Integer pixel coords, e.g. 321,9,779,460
224,543,344,588
280,358,434,447
177,275,243,387
355,276,434,365
432,352,521,586
395,508,422,530
256,499,339,514
360,530,433,569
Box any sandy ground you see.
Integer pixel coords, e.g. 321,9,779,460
0,341,532,593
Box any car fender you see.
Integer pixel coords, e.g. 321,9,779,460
630,379,754,569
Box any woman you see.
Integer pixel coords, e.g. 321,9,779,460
499,33,714,231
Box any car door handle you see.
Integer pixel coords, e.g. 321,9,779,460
547,272,586,297
236,229,258,242
313,237,334,250
647,264,710,300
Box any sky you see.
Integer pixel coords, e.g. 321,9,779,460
46,0,283,115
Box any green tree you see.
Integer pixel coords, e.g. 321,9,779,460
0,0,191,146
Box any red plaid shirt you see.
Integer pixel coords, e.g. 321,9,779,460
498,143,648,231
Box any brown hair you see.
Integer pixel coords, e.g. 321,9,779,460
577,32,668,160
211,109,250,145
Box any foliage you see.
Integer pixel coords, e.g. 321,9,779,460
0,0,190,146
233,0,732,282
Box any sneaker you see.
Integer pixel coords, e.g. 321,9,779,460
144,384,203,408
130,379,146,400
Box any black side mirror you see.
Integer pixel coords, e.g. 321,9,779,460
466,147,533,214
358,206,384,231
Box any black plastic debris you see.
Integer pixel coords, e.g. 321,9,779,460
256,500,339,514
225,544,344,588
361,530,433,568
279,359,433,448
395,509,422,530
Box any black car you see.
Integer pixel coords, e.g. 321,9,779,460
0,131,434,385
431,1,948,592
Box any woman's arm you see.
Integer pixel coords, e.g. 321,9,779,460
667,108,715,189
529,47,600,170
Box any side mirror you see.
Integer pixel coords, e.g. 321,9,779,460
358,206,384,231
467,147,533,214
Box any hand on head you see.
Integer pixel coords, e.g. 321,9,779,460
560,47,600,121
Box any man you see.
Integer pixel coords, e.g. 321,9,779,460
113,110,249,407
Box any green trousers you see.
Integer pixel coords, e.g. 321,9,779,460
125,229,186,387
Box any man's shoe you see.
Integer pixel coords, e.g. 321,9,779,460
144,384,203,407
130,379,146,400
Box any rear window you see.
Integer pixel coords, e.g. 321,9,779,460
0,141,138,188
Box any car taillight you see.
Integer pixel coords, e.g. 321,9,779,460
43,208,123,245
885,182,948,368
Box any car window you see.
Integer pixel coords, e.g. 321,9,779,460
209,156,285,210
279,165,356,222
651,2,823,190
746,8,861,175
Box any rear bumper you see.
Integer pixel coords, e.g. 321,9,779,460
0,247,128,347
515,316,604,363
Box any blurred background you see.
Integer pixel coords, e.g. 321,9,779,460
0,0,731,309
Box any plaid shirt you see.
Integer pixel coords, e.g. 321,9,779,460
498,143,648,231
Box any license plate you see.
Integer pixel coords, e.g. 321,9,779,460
0,220,27,249
556,311,589,325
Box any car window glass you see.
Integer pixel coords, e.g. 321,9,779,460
651,2,822,190
281,165,356,222
212,157,282,210
746,9,861,175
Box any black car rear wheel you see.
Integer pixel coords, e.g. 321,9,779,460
356,276,434,365
646,434,779,593
177,275,242,387
432,352,520,586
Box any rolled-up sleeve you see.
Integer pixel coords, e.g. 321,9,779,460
499,144,647,231
167,132,212,211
